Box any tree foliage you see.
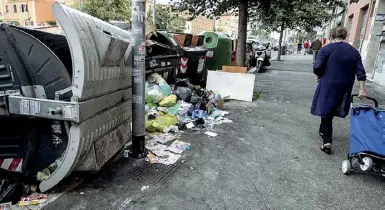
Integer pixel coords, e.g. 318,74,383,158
251,28,271,40
155,5,186,32
256,0,346,32
77,0,131,21
253,0,345,60
174,0,270,19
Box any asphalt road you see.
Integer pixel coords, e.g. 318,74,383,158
42,54,385,210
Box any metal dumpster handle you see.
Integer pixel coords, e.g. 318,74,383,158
351,94,378,107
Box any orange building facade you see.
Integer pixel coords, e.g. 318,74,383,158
0,0,71,26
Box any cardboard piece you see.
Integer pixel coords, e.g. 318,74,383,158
222,66,247,74
206,71,255,102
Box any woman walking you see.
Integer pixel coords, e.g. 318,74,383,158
311,27,368,154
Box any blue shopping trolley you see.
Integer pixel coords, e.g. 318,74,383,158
342,94,385,175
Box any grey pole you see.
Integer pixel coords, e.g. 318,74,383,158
131,0,146,158
152,0,156,25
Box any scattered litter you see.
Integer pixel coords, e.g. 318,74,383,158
146,143,169,157
143,73,235,165
168,140,191,154
141,186,150,191
0,202,11,210
146,152,181,165
204,131,218,137
80,192,85,195
18,194,48,206
189,166,194,170
151,133,178,144
186,122,195,129
124,149,130,158
163,125,179,133
37,168,50,182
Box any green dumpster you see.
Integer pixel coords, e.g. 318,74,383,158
200,32,232,70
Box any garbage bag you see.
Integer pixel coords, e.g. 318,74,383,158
168,103,180,115
158,81,172,96
174,86,192,102
145,83,165,104
145,119,156,132
159,94,177,107
190,90,203,105
146,114,178,133
175,78,189,87
147,73,172,96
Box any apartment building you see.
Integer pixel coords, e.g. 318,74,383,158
0,0,74,27
178,11,215,35
216,13,238,38
344,0,382,78
344,0,385,86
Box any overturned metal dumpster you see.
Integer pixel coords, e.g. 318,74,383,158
0,3,132,193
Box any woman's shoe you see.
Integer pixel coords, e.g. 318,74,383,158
320,143,332,154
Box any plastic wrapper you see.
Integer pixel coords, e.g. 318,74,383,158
159,94,177,107
174,86,192,102
192,110,208,120
145,83,165,104
145,114,178,133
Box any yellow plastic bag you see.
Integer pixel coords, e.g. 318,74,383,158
145,114,178,132
159,94,177,107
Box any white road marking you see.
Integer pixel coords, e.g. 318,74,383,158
117,198,132,210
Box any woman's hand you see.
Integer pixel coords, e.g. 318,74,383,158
359,89,368,99
316,76,320,82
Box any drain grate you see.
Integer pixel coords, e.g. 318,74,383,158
127,161,184,187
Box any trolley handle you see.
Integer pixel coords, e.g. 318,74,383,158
351,94,378,107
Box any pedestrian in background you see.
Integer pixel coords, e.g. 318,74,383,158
297,41,302,54
311,38,322,63
304,40,310,55
311,27,368,154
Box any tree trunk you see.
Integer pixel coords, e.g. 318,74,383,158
236,0,248,66
277,21,285,61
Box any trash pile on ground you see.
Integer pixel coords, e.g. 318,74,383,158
144,73,233,165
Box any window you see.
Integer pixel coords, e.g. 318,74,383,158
5,5,8,13
30,21,33,26
13,5,17,13
21,5,25,12
24,21,29,26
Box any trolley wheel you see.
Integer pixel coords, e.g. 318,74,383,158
342,160,352,175
360,157,374,172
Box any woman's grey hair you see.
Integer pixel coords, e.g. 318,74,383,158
335,27,348,40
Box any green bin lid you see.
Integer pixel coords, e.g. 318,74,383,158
201,32,230,48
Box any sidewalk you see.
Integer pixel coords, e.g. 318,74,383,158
42,54,385,210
